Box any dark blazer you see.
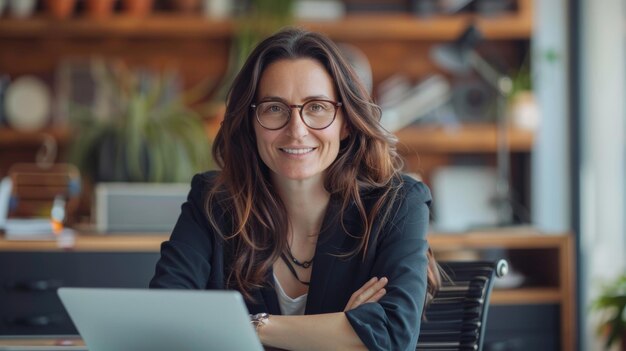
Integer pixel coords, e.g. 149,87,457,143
150,171,431,351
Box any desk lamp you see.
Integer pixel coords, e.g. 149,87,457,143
431,24,514,226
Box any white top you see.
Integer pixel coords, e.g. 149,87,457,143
273,272,308,315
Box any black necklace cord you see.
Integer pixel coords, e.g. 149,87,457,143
280,252,310,286
285,248,314,268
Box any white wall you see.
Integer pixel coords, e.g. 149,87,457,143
580,0,626,350
532,0,570,234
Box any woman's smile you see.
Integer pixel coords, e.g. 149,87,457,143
280,147,317,156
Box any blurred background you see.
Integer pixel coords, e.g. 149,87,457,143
0,0,623,350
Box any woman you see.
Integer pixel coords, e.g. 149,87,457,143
150,27,435,351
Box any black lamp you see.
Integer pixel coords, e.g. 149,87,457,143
430,24,514,226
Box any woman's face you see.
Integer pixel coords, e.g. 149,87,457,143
253,58,348,185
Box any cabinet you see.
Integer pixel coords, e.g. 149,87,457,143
0,251,160,335
0,230,574,350
429,231,575,351
0,236,163,335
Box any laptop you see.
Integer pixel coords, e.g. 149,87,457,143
57,288,263,351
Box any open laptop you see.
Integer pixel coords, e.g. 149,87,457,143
57,288,263,351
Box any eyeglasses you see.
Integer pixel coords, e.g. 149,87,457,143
251,99,342,130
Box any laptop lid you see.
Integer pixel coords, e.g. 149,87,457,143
57,288,263,351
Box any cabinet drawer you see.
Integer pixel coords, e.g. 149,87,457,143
0,252,160,335
484,304,560,351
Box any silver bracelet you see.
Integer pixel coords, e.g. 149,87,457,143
249,312,269,331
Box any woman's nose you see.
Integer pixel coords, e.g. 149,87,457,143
285,108,309,139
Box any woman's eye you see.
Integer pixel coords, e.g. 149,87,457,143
307,103,327,112
265,104,285,113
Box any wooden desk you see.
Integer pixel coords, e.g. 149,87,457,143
0,229,574,350
0,233,167,252
0,336,85,350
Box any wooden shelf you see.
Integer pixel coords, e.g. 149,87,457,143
0,128,71,147
0,15,234,39
491,287,562,305
0,233,167,252
428,228,566,248
0,0,531,41
0,124,534,153
303,12,531,41
396,124,534,154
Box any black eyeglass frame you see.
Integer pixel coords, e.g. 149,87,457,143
250,99,343,130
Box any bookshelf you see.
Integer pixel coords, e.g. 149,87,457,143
0,0,531,40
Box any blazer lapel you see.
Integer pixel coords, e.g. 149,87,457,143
305,196,349,314
260,268,282,315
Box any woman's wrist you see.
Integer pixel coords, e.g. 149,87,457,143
250,312,270,331
251,312,271,345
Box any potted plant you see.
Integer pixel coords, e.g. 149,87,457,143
506,56,539,131
84,0,116,19
69,59,212,184
592,273,626,350
121,0,154,17
43,0,77,19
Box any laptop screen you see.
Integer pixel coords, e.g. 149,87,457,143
58,288,263,351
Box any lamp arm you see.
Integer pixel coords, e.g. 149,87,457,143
469,51,514,225
468,51,513,96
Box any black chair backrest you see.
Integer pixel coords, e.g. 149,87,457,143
417,259,508,351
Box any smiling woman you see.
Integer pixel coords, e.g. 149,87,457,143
150,27,438,351
253,58,348,183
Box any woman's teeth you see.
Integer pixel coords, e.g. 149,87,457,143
281,148,314,154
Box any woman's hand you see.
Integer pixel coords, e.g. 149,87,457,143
344,277,388,311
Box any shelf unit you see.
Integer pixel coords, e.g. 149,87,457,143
429,230,575,351
0,0,531,40
396,124,534,154
0,2,532,85
0,0,535,187
0,128,71,147
0,13,530,40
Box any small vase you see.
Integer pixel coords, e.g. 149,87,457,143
0,0,8,16
85,0,116,19
8,0,37,19
202,0,232,19
44,0,77,19
121,0,154,17
508,91,540,131
171,0,200,13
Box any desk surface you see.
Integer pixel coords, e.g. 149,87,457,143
0,336,86,350
0,232,168,252
0,228,569,252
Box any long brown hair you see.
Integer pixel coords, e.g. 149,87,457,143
207,27,433,300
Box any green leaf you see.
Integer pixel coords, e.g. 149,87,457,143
68,60,215,183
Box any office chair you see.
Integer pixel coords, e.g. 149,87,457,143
417,259,508,351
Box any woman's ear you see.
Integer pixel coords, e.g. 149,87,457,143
340,120,350,140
